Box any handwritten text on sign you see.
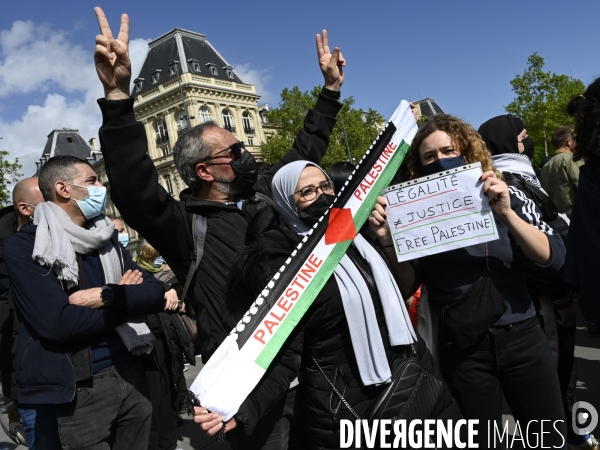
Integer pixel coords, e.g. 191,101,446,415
382,162,499,262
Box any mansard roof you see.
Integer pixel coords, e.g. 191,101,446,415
41,129,94,160
412,98,444,118
36,129,101,173
132,28,243,97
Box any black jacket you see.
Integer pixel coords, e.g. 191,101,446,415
4,223,165,404
565,161,600,324
419,186,566,325
0,209,19,401
229,228,421,449
97,89,342,362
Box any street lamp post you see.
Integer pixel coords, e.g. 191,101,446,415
169,60,193,129
340,115,354,164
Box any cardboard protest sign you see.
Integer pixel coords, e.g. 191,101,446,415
382,162,499,262
190,101,418,421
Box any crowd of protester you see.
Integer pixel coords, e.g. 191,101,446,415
0,5,599,450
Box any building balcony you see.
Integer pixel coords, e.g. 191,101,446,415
223,124,236,133
155,133,169,146
244,127,255,135
177,126,190,137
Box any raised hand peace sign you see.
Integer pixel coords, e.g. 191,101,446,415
94,7,132,100
316,30,345,92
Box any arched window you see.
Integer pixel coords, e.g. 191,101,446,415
155,119,168,145
221,110,235,133
199,107,212,123
242,112,255,135
177,111,189,136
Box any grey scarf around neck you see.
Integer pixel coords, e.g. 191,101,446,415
33,202,118,288
272,161,416,386
32,202,154,354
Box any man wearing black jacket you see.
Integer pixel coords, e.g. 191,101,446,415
93,8,344,446
4,156,166,449
93,7,344,364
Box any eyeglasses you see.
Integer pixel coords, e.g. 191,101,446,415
295,180,335,201
201,141,245,163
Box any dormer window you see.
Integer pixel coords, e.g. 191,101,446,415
151,69,162,84
169,66,177,76
223,66,234,79
188,59,201,73
134,77,145,92
206,63,218,76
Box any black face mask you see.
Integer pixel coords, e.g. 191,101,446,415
421,156,465,176
229,151,259,193
298,193,335,227
521,137,535,160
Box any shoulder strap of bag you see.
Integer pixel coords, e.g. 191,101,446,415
181,214,208,303
253,192,278,210
311,356,361,421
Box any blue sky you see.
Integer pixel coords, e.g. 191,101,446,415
1,0,599,176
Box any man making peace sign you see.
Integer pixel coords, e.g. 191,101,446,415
93,6,346,447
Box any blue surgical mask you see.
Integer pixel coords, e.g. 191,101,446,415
118,233,130,248
153,256,165,267
67,183,108,220
421,156,465,176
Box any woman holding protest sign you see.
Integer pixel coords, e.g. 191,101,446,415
370,114,567,447
194,160,461,449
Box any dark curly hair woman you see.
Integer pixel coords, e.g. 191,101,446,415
372,114,568,447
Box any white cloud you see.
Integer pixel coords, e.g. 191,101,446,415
0,21,96,97
233,63,274,104
0,19,149,177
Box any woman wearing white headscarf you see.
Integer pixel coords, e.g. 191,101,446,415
210,160,438,449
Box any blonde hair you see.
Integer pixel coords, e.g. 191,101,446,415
135,240,159,263
407,114,501,180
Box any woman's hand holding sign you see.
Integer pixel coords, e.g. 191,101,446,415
193,407,237,437
369,196,393,247
481,171,512,220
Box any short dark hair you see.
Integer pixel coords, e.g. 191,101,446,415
38,155,91,201
551,126,574,150
327,161,356,194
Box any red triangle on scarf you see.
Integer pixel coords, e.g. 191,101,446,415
325,208,357,245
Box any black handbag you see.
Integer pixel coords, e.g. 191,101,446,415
440,244,508,352
312,339,461,422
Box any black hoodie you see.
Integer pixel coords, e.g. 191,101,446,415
478,114,535,160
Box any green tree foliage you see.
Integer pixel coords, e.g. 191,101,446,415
260,86,385,170
505,53,585,165
0,137,23,205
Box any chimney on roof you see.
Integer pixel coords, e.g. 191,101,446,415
89,138,98,151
